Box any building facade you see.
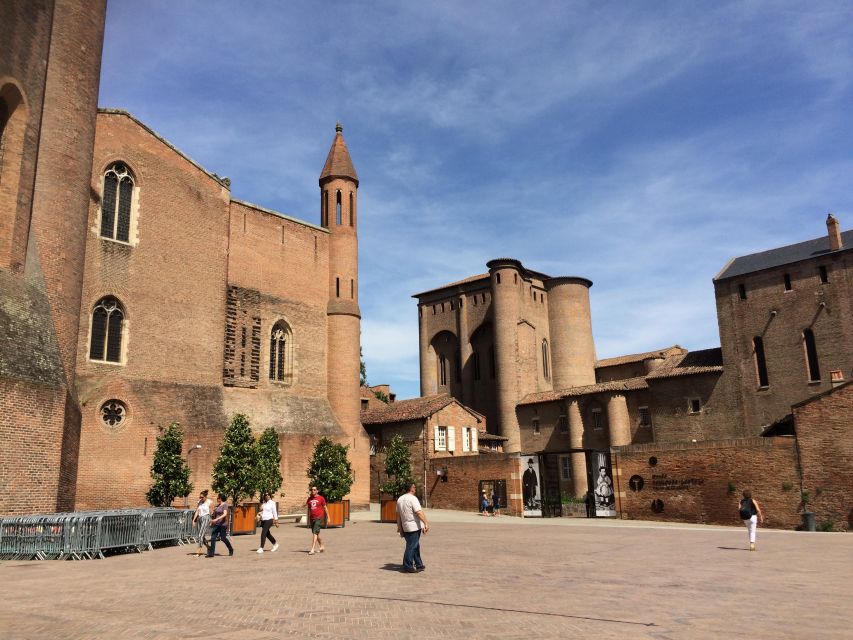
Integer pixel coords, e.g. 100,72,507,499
1,3,369,515
414,218,852,502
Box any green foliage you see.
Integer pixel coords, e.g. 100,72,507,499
360,347,367,386
306,437,353,503
561,492,586,505
801,490,810,505
146,422,192,507
380,434,414,497
254,427,283,498
374,390,390,404
817,520,835,532
727,482,737,495
781,481,793,492
212,413,257,504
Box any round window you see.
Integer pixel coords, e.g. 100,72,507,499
100,399,128,429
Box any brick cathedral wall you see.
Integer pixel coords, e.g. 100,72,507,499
613,437,801,529
426,453,522,516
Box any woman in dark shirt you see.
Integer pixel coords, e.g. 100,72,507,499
206,493,234,558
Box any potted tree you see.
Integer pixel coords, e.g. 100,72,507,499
379,434,414,523
306,437,353,528
145,422,193,507
254,427,283,516
212,413,258,535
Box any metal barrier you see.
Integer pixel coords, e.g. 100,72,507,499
0,508,195,561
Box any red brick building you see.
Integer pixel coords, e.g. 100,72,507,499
1,5,369,515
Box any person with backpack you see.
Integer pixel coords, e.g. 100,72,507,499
738,489,764,551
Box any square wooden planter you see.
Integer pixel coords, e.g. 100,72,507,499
380,498,397,523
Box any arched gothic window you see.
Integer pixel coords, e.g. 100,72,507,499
349,192,355,226
101,162,134,242
542,339,550,380
336,190,342,225
269,320,293,384
90,296,124,363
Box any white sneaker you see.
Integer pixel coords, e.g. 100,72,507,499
271,543,279,552
256,548,264,554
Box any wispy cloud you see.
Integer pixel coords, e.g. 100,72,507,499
101,1,853,399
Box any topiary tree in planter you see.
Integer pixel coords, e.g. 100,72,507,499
146,422,193,507
380,434,414,498
306,437,353,527
212,413,257,506
254,427,283,499
306,437,354,502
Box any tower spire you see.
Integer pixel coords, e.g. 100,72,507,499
319,122,358,186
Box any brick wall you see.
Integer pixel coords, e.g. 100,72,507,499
426,453,522,516
613,437,801,528
646,372,741,442
794,383,852,531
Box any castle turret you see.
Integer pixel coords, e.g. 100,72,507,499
487,258,524,452
320,123,369,507
545,276,596,389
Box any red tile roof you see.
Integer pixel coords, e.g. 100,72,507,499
518,377,649,405
319,124,358,185
595,346,685,369
361,394,458,425
646,348,724,380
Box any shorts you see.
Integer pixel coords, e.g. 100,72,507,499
310,518,323,534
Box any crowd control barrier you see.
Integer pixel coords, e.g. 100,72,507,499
0,508,195,561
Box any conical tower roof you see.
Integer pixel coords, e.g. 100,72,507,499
319,122,358,186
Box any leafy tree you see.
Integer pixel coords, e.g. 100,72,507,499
254,427,283,498
146,422,193,507
212,413,257,504
306,437,353,502
360,347,368,386
380,434,415,498
373,390,389,404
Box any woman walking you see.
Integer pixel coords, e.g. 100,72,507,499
256,493,279,554
192,489,213,557
205,493,234,558
738,489,764,551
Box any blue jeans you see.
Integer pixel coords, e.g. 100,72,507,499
207,524,233,556
402,530,423,570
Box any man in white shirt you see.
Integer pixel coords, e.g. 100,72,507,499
396,483,429,573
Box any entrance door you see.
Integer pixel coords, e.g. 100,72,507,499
478,479,506,514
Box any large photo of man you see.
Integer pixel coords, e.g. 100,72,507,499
520,457,541,517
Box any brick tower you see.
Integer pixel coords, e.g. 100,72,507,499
320,123,369,507
0,0,107,514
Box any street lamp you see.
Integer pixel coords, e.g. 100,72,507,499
184,444,202,507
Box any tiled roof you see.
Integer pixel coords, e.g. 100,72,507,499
359,386,388,411
412,273,490,298
646,348,724,380
518,377,649,405
595,346,684,368
477,431,508,441
714,229,853,281
319,124,358,185
361,394,457,425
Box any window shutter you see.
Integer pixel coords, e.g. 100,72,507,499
434,425,440,452
471,428,478,452
461,427,470,452
447,426,456,452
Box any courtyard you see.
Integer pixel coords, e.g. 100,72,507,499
0,507,850,639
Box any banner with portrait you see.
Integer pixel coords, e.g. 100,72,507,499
588,451,616,517
519,455,542,517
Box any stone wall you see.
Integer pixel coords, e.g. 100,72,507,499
613,437,801,529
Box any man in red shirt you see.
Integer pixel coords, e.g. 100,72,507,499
306,486,329,555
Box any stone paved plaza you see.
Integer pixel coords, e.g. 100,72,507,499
1,507,850,639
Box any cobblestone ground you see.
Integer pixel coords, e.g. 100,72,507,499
1,510,850,639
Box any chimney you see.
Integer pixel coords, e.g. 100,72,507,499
827,213,842,250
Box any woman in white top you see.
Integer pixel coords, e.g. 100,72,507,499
192,489,212,557
257,493,279,553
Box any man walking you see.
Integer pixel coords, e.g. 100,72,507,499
396,483,429,573
306,486,329,555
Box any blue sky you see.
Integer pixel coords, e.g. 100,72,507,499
99,1,853,400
